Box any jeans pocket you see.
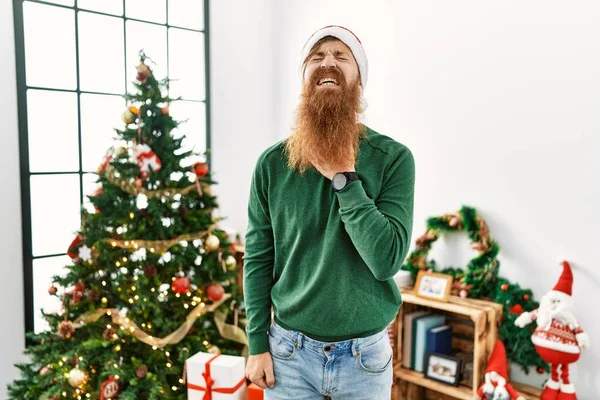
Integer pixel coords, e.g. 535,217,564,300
268,324,297,361
356,331,393,373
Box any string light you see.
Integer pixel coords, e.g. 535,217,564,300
102,281,107,286
116,261,121,267
131,286,136,291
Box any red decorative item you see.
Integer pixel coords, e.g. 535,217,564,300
187,353,246,399
248,382,264,400
194,162,209,177
206,283,224,302
58,321,75,339
67,235,83,259
501,283,509,291
509,304,523,315
160,106,169,115
48,285,57,295
172,276,191,294
523,294,530,301
514,261,590,400
100,376,119,399
97,154,112,174
537,367,545,374
136,365,148,379
475,341,525,400
134,144,162,177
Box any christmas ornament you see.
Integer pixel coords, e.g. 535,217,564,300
459,289,468,298
67,368,87,387
136,62,151,83
474,341,525,400
135,178,143,189
78,245,92,262
205,234,220,251
160,105,169,115
172,276,191,294
48,285,57,295
87,288,100,301
523,294,530,301
103,326,117,341
121,109,135,125
97,153,112,174
136,365,148,379
39,364,52,376
100,376,119,399
225,255,237,270
537,367,545,374
206,282,225,302
144,264,157,278
194,162,209,177
509,304,523,315
515,261,590,400
133,144,162,176
58,320,75,339
67,235,83,259
501,284,509,291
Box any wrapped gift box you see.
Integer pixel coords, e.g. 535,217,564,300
247,383,264,400
186,351,247,400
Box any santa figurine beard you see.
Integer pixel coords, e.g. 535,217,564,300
515,261,590,400
474,341,524,400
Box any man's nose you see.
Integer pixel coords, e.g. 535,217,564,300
320,53,336,69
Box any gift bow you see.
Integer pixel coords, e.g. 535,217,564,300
188,353,246,400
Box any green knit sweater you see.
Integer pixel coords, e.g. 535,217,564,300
243,126,415,355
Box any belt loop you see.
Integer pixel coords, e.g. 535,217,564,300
351,338,358,357
296,332,304,349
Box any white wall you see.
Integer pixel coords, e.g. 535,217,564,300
214,0,600,396
210,0,279,236
0,0,26,398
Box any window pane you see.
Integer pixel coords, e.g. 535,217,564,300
168,28,205,100
81,94,125,171
78,0,123,16
168,0,204,30
27,90,79,172
170,100,206,162
23,2,76,90
126,0,166,24
83,173,100,214
35,0,73,7
126,21,167,93
33,256,70,333
31,174,81,257
79,12,125,94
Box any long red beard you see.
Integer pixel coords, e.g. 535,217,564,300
284,67,365,174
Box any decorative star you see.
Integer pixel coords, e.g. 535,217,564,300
78,245,92,261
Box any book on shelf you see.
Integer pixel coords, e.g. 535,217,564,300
413,314,446,372
426,325,452,356
402,310,430,369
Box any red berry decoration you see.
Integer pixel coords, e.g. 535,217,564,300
194,162,209,177
523,294,530,301
206,283,224,301
509,304,523,315
172,276,191,294
501,283,509,291
537,367,545,374
48,285,57,295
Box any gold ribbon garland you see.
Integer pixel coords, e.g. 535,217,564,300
72,293,248,352
100,227,217,254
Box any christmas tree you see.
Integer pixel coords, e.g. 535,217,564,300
8,52,248,400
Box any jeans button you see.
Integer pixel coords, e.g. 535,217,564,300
324,346,331,351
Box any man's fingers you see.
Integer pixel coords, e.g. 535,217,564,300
264,363,275,388
253,376,268,390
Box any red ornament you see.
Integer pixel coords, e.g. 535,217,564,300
501,283,509,291
172,276,191,294
206,283,225,301
67,235,83,259
537,367,545,374
160,106,169,115
135,179,143,189
194,162,209,177
140,171,149,180
509,304,524,315
523,294,530,301
100,376,120,400
48,285,57,295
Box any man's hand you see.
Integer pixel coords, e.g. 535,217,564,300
245,352,275,389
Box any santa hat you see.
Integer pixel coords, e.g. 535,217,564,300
485,340,509,380
547,261,574,303
300,25,368,89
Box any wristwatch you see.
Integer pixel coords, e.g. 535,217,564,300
332,172,360,192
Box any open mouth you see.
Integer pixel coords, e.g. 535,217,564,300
317,77,339,86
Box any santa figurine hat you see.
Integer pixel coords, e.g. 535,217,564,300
485,340,509,380
300,25,368,89
548,261,574,303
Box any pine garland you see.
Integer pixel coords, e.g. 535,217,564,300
402,205,548,373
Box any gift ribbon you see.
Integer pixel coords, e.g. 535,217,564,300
187,353,246,399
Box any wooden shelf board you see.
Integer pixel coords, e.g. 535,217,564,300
399,289,486,321
394,365,474,400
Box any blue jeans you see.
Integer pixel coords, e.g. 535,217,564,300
265,320,393,399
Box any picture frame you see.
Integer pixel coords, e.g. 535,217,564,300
414,270,453,302
424,352,462,387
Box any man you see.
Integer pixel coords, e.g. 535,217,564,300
243,25,415,399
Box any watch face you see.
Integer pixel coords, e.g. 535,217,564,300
332,173,347,190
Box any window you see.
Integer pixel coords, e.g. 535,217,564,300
12,0,211,336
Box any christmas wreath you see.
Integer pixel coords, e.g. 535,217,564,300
402,206,547,373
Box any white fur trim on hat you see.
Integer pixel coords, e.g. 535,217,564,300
300,25,368,89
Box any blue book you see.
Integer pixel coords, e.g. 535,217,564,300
413,314,446,372
426,325,453,355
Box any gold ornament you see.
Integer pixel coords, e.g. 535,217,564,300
225,255,237,270
121,110,135,124
68,368,87,387
205,235,220,251
207,345,220,354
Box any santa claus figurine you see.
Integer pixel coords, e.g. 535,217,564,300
515,261,590,400
473,340,525,400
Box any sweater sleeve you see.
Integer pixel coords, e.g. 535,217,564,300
242,154,275,355
335,147,415,281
